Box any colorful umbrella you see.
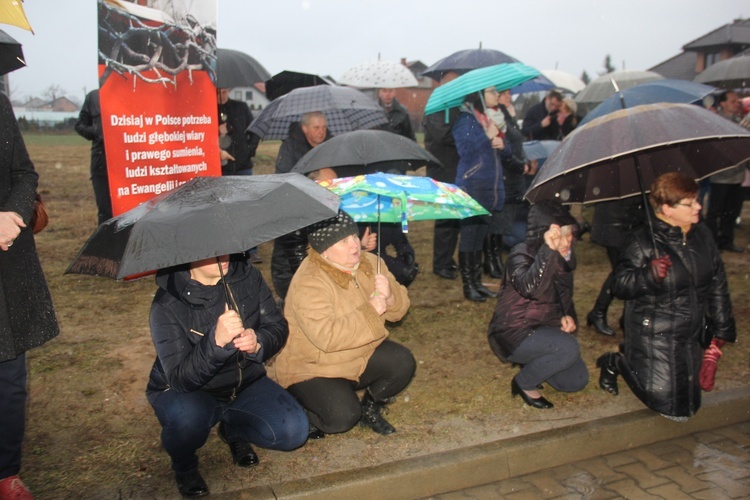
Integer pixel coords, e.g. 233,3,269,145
424,63,541,115
318,172,488,272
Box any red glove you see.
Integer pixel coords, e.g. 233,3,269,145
649,255,672,283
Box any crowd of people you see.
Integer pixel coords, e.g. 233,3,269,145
4,75,746,497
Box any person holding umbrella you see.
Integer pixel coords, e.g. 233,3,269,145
273,210,415,437
488,200,588,409
596,172,736,421
146,254,309,497
453,86,510,301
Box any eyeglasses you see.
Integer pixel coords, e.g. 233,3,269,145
675,200,700,209
484,89,499,95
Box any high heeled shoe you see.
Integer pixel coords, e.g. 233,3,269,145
596,353,619,395
587,310,615,336
511,378,553,409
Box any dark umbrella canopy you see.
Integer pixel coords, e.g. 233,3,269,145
580,79,716,126
694,55,750,89
66,174,339,279
265,70,333,101
247,85,387,140
525,102,750,205
422,48,519,81
291,129,442,176
0,28,25,76
216,48,271,88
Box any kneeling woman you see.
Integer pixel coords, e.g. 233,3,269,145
274,210,416,436
488,200,589,409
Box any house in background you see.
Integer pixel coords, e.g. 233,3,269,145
230,82,271,113
13,96,80,127
650,18,750,82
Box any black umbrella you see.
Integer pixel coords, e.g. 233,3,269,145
524,102,750,205
66,174,339,280
291,129,442,176
0,28,25,76
422,47,519,81
265,70,333,101
216,48,271,88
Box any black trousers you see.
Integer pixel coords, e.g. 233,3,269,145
287,340,416,434
91,172,113,224
432,219,459,271
706,182,743,248
0,354,26,479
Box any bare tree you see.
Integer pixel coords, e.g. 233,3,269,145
42,84,65,102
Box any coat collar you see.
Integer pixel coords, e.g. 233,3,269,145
307,246,374,289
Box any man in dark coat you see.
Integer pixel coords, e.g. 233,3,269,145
274,112,331,174
521,90,563,141
377,88,415,141
75,89,112,224
217,88,259,175
0,93,59,498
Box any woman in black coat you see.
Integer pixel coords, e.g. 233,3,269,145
596,172,736,420
488,200,589,409
0,93,59,496
147,254,308,497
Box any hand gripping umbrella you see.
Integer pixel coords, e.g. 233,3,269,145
66,174,340,280
317,172,488,272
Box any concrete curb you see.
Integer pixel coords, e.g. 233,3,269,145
217,386,750,499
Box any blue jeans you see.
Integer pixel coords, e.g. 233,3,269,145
507,327,589,392
0,354,26,479
147,376,308,473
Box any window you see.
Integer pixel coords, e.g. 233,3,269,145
705,52,720,68
245,90,253,101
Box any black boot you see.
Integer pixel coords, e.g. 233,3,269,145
483,234,503,278
587,309,615,336
175,470,209,498
459,252,486,302
596,353,620,395
360,392,396,435
472,251,497,298
217,422,259,467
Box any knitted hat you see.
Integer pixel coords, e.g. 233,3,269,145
308,210,358,253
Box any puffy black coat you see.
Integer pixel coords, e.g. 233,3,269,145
147,257,288,401
488,202,577,361
271,229,308,300
378,98,415,141
591,197,644,249
0,94,59,362
275,122,332,174
498,105,528,204
612,219,736,417
218,98,257,174
423,107,459,184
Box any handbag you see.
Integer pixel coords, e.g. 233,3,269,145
30,193,49,234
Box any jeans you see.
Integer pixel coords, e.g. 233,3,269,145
147,376,308,473
0,354,26,479
287,340,416,434
507,327,589,392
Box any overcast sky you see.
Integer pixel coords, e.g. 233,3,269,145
5,0,748,103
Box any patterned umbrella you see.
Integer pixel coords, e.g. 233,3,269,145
339,60,418,88
317,172,488,233
247,86,388,140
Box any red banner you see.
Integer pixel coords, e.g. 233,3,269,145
97,0,220,215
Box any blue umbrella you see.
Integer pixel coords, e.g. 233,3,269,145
424,63,541,115
511,74,556,95
579,79,716,126
422,48,519,81
522,140,561,161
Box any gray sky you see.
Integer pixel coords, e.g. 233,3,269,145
5,0,748,103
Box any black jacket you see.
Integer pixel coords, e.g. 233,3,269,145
74,89,107,175
613,219,736,417
423,108,459,183
591,197,644,249
275,122,332,174
218,98,258,174
0,94,59,362
521,101,560,141
147,258,288,401
379,98,415,141
498,105,528,204
488,203,577,361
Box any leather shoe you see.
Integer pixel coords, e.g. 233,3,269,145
433,267,457,280
587,310,615,336
596,353,619,395
308,423,325,440
217,423,259,467
511,377,553,409
175,470,209,498
720,244,743,253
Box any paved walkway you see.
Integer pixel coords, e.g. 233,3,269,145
429,422,750,499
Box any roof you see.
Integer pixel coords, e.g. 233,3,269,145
683,18,750,50
649,51,699,81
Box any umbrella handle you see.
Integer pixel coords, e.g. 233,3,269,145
217,257,245,328
633,156,659,258
377,195,381,274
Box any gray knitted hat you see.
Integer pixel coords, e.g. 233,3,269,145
308,210,358,253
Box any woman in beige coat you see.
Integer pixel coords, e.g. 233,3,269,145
274,210,415,436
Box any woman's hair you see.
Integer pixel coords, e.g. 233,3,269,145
562,97,577,115
464,90,485,110
648,172,698,213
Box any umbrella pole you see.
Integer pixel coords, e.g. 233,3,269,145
377,194,381,274
633,156,659,258
217,257,239,313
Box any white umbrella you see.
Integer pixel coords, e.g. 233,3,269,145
541,69,586,93
694,55,750,89
339,59,418,88
574,70,664,105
